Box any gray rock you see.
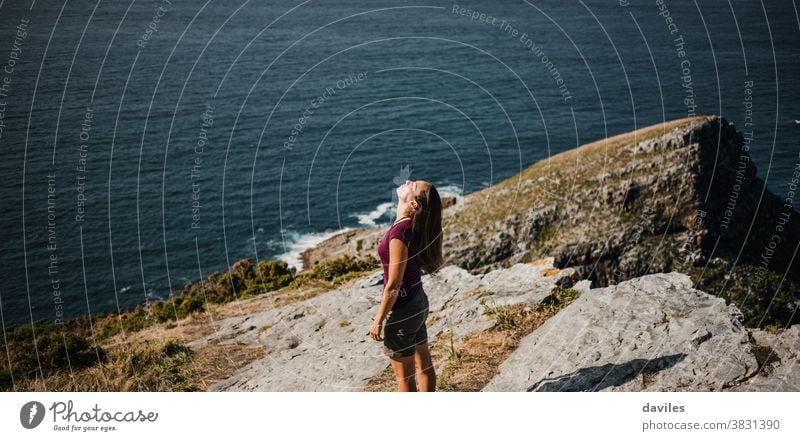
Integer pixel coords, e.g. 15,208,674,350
483,272,759,391
197,259,574,391
730,325,800,391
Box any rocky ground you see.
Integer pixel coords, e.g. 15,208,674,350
189,256,798,391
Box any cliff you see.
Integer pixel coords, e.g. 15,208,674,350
302,115,800,329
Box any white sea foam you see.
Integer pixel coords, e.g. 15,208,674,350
436,184,463,198
352,201,395,227
271,187,463,272
273,227,356,272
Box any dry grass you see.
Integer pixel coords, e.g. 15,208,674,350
448,116,713,228
103,310,217,350
8,338,266,392
363,364,398,391
542,116,711,169
193,342,268,388
540,268,560,277
763,324,785,335
433,305,549,391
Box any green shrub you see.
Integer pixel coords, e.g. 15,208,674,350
257,259,292,279
176,293,206,318
125,339,199,391
307,255,378,283
541,287,580,312
0,319,106,391
480,301,517,330
691,262,799,329
160,339,193,357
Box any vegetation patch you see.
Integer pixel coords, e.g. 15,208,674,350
689,261,799,329
541,287,580,314
301,254,379,286
3,333,266,392
481,301,520,331
0,319,104,391
4,338,198,392
749,342,781,378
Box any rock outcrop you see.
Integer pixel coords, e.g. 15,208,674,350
193,260,798,391
192,259,583,391
301,116,800,293
730,325,800,391
485,272,759,391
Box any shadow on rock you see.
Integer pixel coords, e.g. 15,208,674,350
527,353,687,392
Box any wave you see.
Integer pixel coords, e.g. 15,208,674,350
271,187,464,271
351,201,395,227
272,227,356,272
436,184,463,198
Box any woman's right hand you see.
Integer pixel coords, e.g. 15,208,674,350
368,319,383,341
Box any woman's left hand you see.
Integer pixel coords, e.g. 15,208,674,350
369,319,383,341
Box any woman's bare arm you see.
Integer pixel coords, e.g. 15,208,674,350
369,238,408,340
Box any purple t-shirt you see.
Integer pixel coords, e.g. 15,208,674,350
377,218,423,309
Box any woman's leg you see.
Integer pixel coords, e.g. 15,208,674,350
414,343,436,392
385,291,430,392
389,355,417,391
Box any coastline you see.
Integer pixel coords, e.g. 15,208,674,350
4,115,799,392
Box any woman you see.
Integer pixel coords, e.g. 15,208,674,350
368,179,444,392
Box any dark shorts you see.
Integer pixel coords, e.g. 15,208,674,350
383,288,430,359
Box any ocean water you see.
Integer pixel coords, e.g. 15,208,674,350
0,0,798,327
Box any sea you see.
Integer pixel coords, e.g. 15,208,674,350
0,0,798,327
